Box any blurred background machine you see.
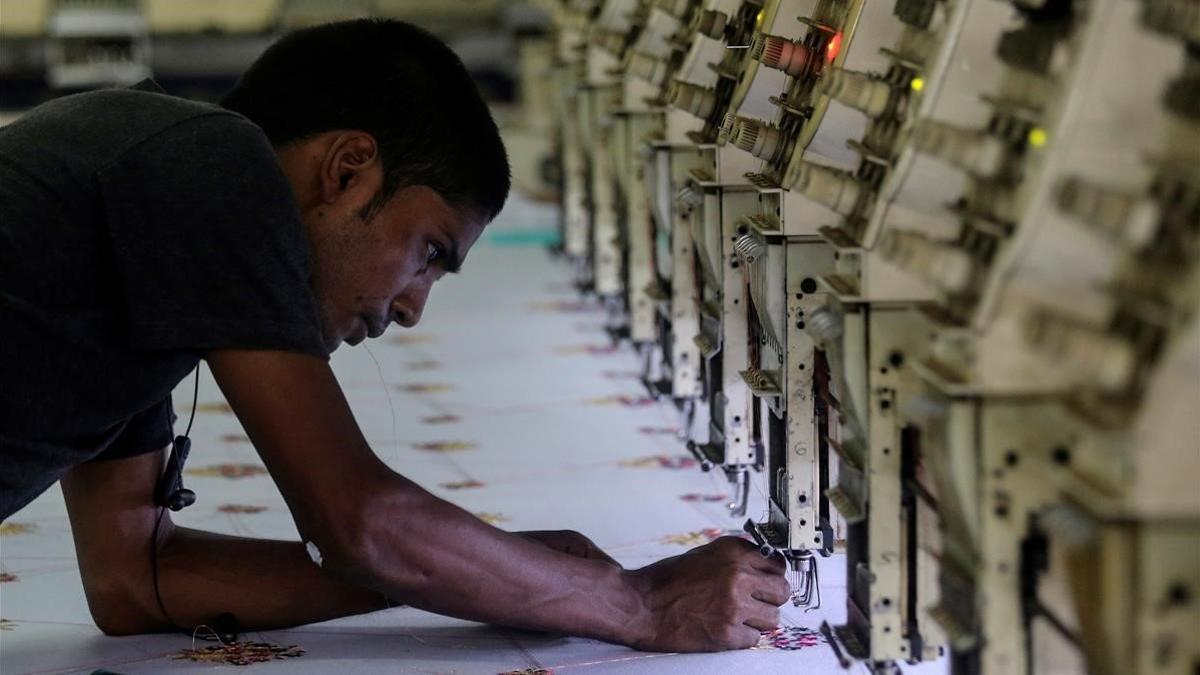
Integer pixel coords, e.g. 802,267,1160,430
0,0,548,95
0,0,559,195
545,0,1200,674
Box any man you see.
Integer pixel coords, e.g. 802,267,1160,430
0,19,788,652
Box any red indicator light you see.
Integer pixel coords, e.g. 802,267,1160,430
826,33,842,63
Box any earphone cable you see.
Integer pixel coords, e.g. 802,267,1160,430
151,366,200,632
184,367,199,437
150,505,177,629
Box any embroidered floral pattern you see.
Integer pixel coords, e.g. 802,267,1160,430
659,528,727,547
0,523,35,536
572,320,607,332
217,504,267,514
474,512,509,526
440,480,486,490
413,441,477,453
620,455,697,470
529,300,593,313
752,626,825,650
556,344,619,356
637,426,679,436
398,383,455,394
195,402,234,414
173,641,304,665
388,334,432,346
584,395,656,407
185,464,268,479
679,493,727,503
600,370,641,380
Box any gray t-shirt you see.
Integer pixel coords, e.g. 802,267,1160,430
0,81,326,520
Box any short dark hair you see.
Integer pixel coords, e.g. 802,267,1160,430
221,19,510,221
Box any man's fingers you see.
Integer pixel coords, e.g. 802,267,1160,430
736,552,790,604
714,538,785,573
751,576,793,607
740,601,780,633
727,624,764,650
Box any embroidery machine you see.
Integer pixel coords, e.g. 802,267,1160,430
543,0,1200,673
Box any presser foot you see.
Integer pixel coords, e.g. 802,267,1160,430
725,466,750,516
685,440,720,471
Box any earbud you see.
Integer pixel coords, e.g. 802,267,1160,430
150,368,203,635
167,487,196,512
155,434,196,511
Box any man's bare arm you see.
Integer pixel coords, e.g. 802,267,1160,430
61,451,386,635
64,349,789,651
203,348,650,646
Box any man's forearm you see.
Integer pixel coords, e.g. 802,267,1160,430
145,496,645,646
200,351,646,644
333,476,646,647
144,525,386,633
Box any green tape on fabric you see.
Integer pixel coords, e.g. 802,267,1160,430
485,229,562,247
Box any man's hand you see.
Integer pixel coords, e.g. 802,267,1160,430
516,530,620,567
620,536,791,652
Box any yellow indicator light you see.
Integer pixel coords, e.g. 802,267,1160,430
755,9,765,30
1028,127,1048,148
910,77,925,92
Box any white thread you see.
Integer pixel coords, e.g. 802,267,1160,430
365,344,401,464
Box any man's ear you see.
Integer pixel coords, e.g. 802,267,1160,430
319,132,381,205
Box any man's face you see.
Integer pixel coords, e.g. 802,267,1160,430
307,184,487,353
